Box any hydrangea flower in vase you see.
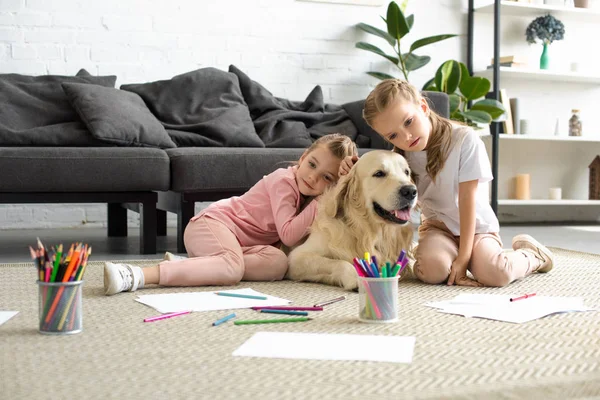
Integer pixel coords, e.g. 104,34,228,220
526,14,565,70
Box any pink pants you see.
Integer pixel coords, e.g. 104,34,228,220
158,216,288,286
414,220,540,287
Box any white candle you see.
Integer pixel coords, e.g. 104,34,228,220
549,187,562,200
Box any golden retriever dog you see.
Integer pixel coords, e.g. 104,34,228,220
287,150,417,291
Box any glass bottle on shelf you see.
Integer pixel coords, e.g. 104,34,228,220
568,109,582,137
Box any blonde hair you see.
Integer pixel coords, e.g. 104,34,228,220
362,79,453,183
303,133,358,162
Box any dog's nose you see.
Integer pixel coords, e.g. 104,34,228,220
400,185,417,200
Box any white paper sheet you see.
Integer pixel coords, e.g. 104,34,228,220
135,288,290,313
425,294,595,324
233,332,415,363
0,311,18,326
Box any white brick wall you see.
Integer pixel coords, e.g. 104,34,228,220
0,0,463,229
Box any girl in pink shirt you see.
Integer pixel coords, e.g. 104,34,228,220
104,133,358,295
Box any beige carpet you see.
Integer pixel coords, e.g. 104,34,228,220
1,248,599,400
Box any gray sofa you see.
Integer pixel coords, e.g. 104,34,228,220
0,67,448,254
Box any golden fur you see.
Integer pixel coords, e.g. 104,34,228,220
287,150,417,290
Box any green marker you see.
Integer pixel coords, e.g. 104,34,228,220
234,317,311,325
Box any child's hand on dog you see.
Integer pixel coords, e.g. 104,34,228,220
339,155,359,176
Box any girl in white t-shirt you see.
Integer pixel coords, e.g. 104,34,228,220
340,79,553,287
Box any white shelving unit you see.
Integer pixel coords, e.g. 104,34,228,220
496,135,600,143
499,199,600,206
470,1,600,222
475,0,600,22
475,67,600,84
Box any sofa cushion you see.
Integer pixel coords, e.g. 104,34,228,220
121,68,264,148
166,147,374,192
0,148,169,192
229,65,360,148
0,69,117,146
62,83,176,149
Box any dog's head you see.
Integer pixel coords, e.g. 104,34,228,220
325,150,417,225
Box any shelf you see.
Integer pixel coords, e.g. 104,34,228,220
498,135,600,142
478,134,600,142
499,199,600,206
475,1,600,23
475,67,600,84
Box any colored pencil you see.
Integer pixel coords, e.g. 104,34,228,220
215,292,267,300
251,306,323,311
260,309,309,316
234,317,311,325
313,296,346,307
510,293,536,302
212,313,237,326
144,311,191,323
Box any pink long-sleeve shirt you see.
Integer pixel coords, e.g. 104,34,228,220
191,166,318,247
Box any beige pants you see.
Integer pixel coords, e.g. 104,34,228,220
414,220,540,287
158,216,288,286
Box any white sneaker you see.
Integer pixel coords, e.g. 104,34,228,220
512,234,554,273
104,262,144,296
163,252,188,262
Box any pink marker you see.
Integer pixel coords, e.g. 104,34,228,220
143,310,191,323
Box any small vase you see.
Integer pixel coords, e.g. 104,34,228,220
540,42,549,70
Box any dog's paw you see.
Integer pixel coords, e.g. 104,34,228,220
338,263,358,291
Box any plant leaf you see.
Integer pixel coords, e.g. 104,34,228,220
450,110,466,122
409,34,458,52
434,60,461,94
422,77,436,91
403,53,430,71
367,71,397,80
399,0,408,12
386,1,410,40
459,76,490,100
460,110,493,124
406,14,414,31
448,93,461,113
458,61,470,85
356,23,396,47
471,99,506,121
356,42,399,64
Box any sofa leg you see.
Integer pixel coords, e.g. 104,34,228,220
157,209,167,236
107,203,127,237
177,200,195,254
140,201,157,254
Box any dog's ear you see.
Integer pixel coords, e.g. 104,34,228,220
411,170,419,185
324,168,359,219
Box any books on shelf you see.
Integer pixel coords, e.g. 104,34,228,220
489,56,527,69
487,62,528,69
490,55,525,64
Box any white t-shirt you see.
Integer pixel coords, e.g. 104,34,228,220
405,125,499,235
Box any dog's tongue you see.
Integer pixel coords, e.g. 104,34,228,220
393,209,411,220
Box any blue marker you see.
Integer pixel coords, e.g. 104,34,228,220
212,313,236,326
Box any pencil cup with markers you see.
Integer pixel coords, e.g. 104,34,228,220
30,240,91,335
353,250,409,324
358,275,399,323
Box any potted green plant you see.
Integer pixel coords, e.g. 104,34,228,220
423,60,506,127
525,14,565,70
355,1,457,82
